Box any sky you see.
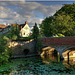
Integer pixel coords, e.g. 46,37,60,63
0,0,75,27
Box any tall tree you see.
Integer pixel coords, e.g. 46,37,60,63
32,23,39,52
32,23,39,39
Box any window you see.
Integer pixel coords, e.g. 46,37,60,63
24,33,25,35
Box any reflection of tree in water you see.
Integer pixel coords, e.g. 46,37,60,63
40,46,59,62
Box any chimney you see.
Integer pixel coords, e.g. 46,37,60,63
21,26,22,29
25,21,27,25
6,23,8,26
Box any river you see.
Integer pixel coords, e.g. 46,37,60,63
0,52,75,75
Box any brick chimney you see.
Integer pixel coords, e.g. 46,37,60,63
6,23,8,26
21,26,22,29
25,21,27,25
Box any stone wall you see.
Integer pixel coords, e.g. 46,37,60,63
8,40,35,56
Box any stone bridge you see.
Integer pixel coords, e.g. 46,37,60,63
8,40,36,57
40,37,75,59
8,37,75,59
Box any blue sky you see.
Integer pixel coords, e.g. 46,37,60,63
0,0,75,27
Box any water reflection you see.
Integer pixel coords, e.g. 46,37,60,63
41,51,75,68
63,57,75,69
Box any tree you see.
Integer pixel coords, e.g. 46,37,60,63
40,4,75,37
53,14,75,36
10,23,20,40
39,16,54,37
32,23,39,39
0,36,11,65
32,23,39,52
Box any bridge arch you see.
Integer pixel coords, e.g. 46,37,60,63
23,49,30,55
39,45,59,60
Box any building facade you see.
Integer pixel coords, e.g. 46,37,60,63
19,21,30,37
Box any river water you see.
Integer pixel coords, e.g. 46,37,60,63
0,53,75,74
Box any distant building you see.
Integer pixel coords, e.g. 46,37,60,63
0,23,11,34
11,21,30,37
0,21,30,37
0,24,6,28
19,21,30,37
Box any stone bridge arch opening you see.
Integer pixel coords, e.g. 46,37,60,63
39,46,59,60
23,49,29,55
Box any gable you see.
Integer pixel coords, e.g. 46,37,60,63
23,24,30,30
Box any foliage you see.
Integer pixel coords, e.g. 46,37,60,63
53,14,75,36
32,23,39,39
3,36,9,41
7,23,20,40
39,3,75,37
0,36,11,65
36,38,43,51
54,3,75,21
53,33,65,37
39,16,54,37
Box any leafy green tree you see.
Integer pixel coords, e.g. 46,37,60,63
32,23,39,52
53,14,75,36
39,16,54,37
40,4,75,37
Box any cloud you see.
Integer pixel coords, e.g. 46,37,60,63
26,0,75,1
0,6,22,19
0,0,25,1
0,1,62,27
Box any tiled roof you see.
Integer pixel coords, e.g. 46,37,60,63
0,24,6,28
19,24,25,30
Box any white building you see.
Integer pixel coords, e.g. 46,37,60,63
19,21,30,37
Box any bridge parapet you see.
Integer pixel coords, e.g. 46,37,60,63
40,37,75,46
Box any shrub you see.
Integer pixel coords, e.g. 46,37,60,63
0,36,11,65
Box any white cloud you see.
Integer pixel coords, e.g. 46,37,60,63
0,0,25,1
0,1,62,27
0,6,21,19
26,0,75,1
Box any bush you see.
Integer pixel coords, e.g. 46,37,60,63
0,36,11,65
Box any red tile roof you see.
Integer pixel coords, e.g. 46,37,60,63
0,24,6,28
